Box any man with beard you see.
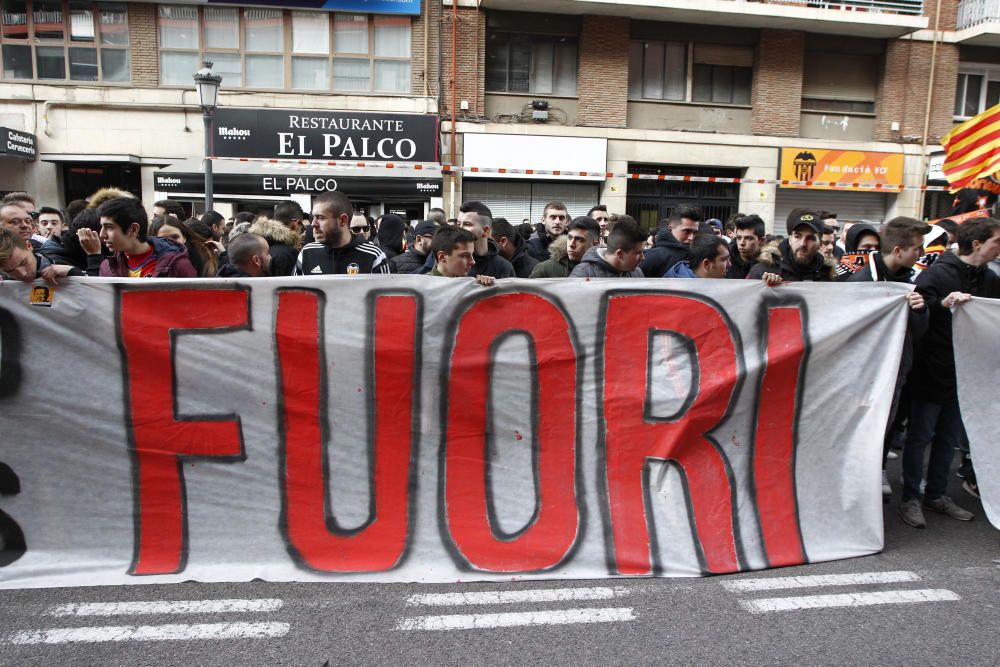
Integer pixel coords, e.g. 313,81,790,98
726,214,765,279
390,219,437,273
531,217,601,278
526,201,569,261
747,210,835,284
294,191,389,275
217,233,272,278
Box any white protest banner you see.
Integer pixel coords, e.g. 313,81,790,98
0,277,910,589
953,298,1000,529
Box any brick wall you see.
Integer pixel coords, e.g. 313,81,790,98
752,30,804,137
440,6,485,115
875,40,958,143
925,0,959,32
129,3,158,87
411,2,441,97
577,15,629,128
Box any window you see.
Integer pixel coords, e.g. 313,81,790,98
801,52,877,115
486,31,577,96
158,6,411,93
1,0,128,82
954,68,1000,120
628,41,752,105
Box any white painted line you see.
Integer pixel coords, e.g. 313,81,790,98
406,587,628,607
722,571,921,593
397,607,635,631
7,622,290,645
740,589,960,614
47,599,284,617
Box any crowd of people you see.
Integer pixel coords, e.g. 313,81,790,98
0,186,996,530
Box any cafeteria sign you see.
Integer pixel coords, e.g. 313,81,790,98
779,149,904,191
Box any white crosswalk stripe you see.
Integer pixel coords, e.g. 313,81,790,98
398,586,636,632
406,586,628,607
740,589,961,614
47,599,284,617
8,622,290,645
3,598,288,645
722,571,921,592
397,607,635,631
724,570,962,615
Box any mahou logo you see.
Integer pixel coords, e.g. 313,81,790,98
218,126,251,139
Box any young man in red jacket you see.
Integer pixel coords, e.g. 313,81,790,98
78,197,196,278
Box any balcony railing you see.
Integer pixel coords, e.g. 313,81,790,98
958,0,1000,29
749,0,924,16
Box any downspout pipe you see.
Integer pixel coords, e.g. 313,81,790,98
918,0,943,220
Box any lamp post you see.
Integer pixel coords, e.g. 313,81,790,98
193,61,222,213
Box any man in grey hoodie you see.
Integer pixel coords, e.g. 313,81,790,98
569,216,646,278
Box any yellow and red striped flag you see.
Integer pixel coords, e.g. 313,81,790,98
941,103,1000,191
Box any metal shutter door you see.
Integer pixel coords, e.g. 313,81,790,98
529,182,600,220
462,180,533,222
774,189,889,227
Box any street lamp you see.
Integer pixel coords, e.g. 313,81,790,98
193,61,222,212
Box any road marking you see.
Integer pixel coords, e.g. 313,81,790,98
739,589,960,614
47,599,284,617
722,571,921,592
406,587,628,607
397,607,635,631
7,622,290,645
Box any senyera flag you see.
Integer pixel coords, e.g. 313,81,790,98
941,102,1000,192
0,277,912,588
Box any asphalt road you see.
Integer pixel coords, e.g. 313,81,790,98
1,458,997,666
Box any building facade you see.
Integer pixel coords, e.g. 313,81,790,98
0,0,443,219
0,0,997,227
440,0,990,229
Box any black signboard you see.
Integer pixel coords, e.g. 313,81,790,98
154,170,442,198
211,108,439,163
0,127,37,161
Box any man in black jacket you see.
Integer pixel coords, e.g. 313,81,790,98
492,217,538,278
525,201,569,261
726,214,765,279
457,201,514,279
217,232,271,278
294,191,389,275
389,219,437,274
747,210,835,284
638,204,700,277
899,217,1000,528
848,217,929,500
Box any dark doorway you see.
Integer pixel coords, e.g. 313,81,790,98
626,164,742,231
382,201,424,223
62,162,141,205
